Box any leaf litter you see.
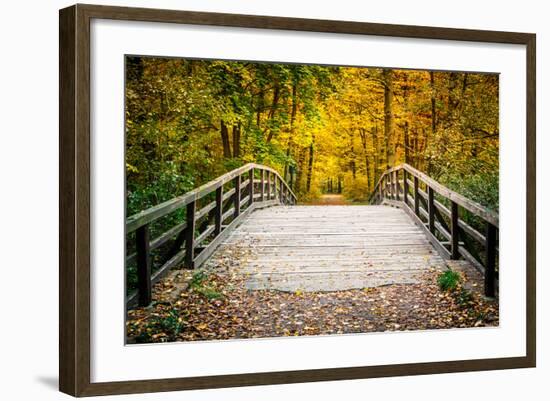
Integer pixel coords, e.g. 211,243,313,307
126,262,498,343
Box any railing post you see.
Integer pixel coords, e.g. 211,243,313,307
379,176,384,200
403,170,408,205
184,200,196,269
233,174,241,217
394,170,400,201
267,171,271,200
136,224,152,306
450,201,459,259
260,169,265,201
485,223,497,297
214,186,223,235
414,176,419,216
248,168,254,207
278,177,283,203
428,186,435,234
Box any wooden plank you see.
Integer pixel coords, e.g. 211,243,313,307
222,187,235,202
233,175,241,218
195,225,215,246
428,186,435,234
248,169,254,206
195,200,216,221
193,203,257,267
126,163,295,233
240,195,250,209
403,170,408,205
260,169,265,201
451,201,459,259
414,176,419,216
222,207,235,223
126,221,187,265
402,163,499,227
400,202,451,259
135,224,152,306
184,200,196,269
266,171,271,200
214,186,223,235
485,222,497,297
394,170,400,201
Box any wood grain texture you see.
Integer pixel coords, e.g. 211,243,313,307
212,205,449,292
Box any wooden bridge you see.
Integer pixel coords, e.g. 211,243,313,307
126,163,498,308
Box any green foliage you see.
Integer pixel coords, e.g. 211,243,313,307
124,57,499,295
135,308,187,343
438,270,461,292
189,271,223,301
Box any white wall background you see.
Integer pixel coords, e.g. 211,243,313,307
0,0,545,400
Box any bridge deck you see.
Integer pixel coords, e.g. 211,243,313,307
206,205,446,292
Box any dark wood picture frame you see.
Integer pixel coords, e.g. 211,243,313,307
59,3,536,397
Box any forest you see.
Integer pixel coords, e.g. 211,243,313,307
124,57,500,341
126,57,499,216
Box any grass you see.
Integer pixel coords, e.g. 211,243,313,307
437,270,461,292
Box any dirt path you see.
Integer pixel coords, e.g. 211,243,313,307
310,194,349,205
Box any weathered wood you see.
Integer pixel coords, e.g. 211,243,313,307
414,176,420,216
222,207,235,223
400,201,451,260
240,195,250,209
451,201,459,259
402,164,498,227
222,187,235,202
266,171,271,200
428,186,435,234
126,164,296,309
208,205,447,292
126,163,296,233
233,175,241,218
126,221,187,265
195,200,216,221
215,186,223,235
184,200,196,269
403,170,408,205
136,224,152,306
260,169,265,201
248,169,254,206
485,222,497,297
195,225,215,247
394,170,400,201
193,200,266,267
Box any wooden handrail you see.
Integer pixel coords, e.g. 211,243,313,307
126,163,296,308
370,163,499,297
126,163,296,233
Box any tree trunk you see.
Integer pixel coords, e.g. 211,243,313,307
220,120,231,158
383,69,394,169
232,123,241,158
306,140,314,192
359,128,370,190
284,81,298,181
265,85,281,143
430,71,437,136
372,125,380,184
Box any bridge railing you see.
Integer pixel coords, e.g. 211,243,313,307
126,163,296,307
370,164,499,297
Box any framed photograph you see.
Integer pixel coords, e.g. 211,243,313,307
59,4,536,397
